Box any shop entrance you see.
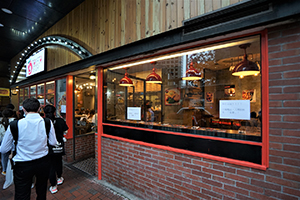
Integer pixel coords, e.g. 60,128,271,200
71,71,97,174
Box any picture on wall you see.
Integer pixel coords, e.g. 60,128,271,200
165,88,181,105
242,89,256,102
224,85,235,97
205,92,214,103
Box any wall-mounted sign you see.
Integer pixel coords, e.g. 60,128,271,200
26,48,46,77
127,107,141,120
219,100,250,120
0,88,10,97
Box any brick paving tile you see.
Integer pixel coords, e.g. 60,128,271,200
0,165,129,200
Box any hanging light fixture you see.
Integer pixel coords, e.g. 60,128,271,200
146,61,162,83
232,43,260,77
89,73,96,80
182,62,202,80
119,68,133,87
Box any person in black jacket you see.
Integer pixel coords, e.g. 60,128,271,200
43,105,69,194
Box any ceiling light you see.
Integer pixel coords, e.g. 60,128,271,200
89,73,96,80
119,68,133,87
0,23,3,27
232,43,260,77
182,62,202,80
1,8,13,14
146,62,162,83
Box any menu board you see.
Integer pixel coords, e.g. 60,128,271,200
127,107,141,120
219,100,250,120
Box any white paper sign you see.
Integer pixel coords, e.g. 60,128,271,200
127,107,141,120
219,100,250,120
61,105,66,113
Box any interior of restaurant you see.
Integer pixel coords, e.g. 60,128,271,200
74,72,97,136
103,35,262,141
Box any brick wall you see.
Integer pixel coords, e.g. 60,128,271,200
100,21,300,200
64,133,95,162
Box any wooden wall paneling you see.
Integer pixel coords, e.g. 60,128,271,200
190,0,197,18
104,0,110,50
221,0,231,7
198,0,205,16
121,0,126,46
98,0,105,53
204,0,213,13
212,0,222,11
165,0,171,30
153,0,160,35
177,0,184,26
115,0,121,47
183,0,190,20
145,0,153,38
170,0,177,29
87,0,96,55
139,0,146,40
230,0,240,4
136,0,142,40
109,0,116,49
160,0,166,32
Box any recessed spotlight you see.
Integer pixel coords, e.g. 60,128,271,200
0,23,3,27
1,8,13,14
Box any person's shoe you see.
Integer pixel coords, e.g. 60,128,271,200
49,185,58,194
57,177,64,185
1,171,6,175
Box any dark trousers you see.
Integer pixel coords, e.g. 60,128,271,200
49,154,63,186
13,155,50,200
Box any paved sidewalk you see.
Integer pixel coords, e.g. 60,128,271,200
0,164,137,200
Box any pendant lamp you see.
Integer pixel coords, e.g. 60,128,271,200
232,43,260,77
146,62,162,83
119,68,133,87
182,62,202,80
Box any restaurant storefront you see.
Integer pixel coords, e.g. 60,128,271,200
9,0,300,199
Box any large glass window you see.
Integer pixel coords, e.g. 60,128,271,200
56,79,66,119
104,35,262,141
74,72,97,135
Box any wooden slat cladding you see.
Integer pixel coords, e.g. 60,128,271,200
11,0,242,74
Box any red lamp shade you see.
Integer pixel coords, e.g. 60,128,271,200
119,69,133,87
146,62,162,83
232,43,260,77
182,62,202,80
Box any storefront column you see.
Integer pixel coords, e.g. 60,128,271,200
66,75,74,139
97,68,103,180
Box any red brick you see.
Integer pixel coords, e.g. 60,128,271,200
265,189,298,200
165,167,181,175
268,32,281,39
213,186,235,197
236,182,264,193
269,128,282,136
283,187,300,197
267,175,300,188
236,194,256,200
166,158,182,166
236,170,264,180
174,183,192,194
202,177,223,188
212,176,235,185
145,149,159,155
191,191,212,199
283,101,300,107
174,165,192,173
283,56,300,65
270,149,300,160
175,155,191,163
269,93,298,100
284,158,300,167
264,169,282,177
152,155,166,161
183,173,201,181
283,144,300,152
159,178,174,187
268,45,281,52
268,35,300,46
283,86,300,93
158,161,173,168
159,152,174,158
269,87,282,93
224,184,249,195
203,168,223,177
192,180,212,190
269,72,283,80
269,155,282,163
213,164,236,173
251,179,281,191
174,174,192,183
202,188,223,199
283,40,300,50
225,173,249,183
269,79,300,86
283,115,300,122
182,182,201,192
270,136,300,144
269,64,300,73
269,163,300,174
192,160,212,168
283,130,300,137
283,172,300,182
269,122,299,129
250,192,278,200
269,142,282,150
269,59,282,66
282,25,300,36
269,49,300,59
182,192,200,200
269,115,281,121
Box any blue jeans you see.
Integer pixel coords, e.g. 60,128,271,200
1,151,10,172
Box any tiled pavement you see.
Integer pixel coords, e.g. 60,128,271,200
0,162,138,200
